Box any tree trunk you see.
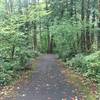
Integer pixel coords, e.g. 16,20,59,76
91,0,95,46
5,0,12,14
45,0,51,53
33,21,37,50
49,35,54,53
11,45,15,60
98,0,100,49
70,0,74,17
81,0,86,52
85,0,91,52
18,0,23,14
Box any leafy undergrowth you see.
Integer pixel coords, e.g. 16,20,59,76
57,60,98,100
64,51,100,99
0,59,37,100
67,51,100,82
0,51,40,86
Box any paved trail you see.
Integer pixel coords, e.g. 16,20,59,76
5,55,82,100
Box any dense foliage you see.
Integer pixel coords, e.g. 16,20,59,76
0,0,100,85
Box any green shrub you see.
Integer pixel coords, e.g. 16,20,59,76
59,49,76,61
0,49,40,85
0,72,12,86
3,62,14,70
67,51,100,81
68,54,88,72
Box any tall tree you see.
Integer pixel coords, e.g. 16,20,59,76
18,0,23,14
70,0,74,17
80,0,86,52
98,0,100,49
91,0,96,46
85,0,91,52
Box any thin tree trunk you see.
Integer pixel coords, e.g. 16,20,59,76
18,0,23,14
33,21,37,50
11,45,15,60
98,0,100,49
45,0,51,53
91,0,95,46
85,0,91,52
81,0,86,52
70,0,74,17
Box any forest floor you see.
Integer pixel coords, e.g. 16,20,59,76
0,54,97,100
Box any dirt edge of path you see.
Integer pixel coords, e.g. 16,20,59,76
0,58,38,100
56,59,97,100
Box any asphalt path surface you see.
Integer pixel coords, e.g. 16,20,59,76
5,55,83,100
